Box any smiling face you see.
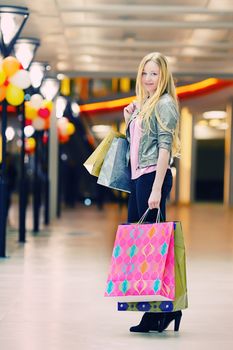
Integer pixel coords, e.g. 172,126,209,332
141,60,160,97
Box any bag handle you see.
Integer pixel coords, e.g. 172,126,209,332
137,208,164,224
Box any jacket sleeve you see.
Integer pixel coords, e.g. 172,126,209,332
155,97,179,152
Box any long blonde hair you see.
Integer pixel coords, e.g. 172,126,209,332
136,52,180,157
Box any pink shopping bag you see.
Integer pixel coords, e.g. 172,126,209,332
105,221,175,302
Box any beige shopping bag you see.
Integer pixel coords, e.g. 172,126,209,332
83,130,125,177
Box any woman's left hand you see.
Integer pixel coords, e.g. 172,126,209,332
148,188,161,209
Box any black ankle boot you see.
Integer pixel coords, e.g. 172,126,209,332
159,311,182,332
130,312,163,333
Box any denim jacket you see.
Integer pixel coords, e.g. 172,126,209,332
126,93,179,168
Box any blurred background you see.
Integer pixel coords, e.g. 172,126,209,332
0,2,233,348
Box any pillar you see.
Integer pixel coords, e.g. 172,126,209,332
178,107,193,204
224,100,233,206
49,105,58,220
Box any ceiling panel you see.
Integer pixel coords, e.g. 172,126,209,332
57,0,209,8
0,0,233,78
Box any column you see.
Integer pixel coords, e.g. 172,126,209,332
224,100,233,206
178,107,193,204
49,105,58,220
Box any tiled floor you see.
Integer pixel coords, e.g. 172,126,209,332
0,203,233,350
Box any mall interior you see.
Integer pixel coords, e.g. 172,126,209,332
0,1,233,349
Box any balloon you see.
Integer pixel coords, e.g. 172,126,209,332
32,117,46,131
42,100,53,111
9,70,31,89
26,137,36,149
0,85,6,102
25,102,38,120
38,107,50,119
30,94,43,109
44,119,50,130
67,122,75,135
2,56,21,77
59,125,68,136
0,70,6,85
58,117,68,125
42,133,49,144
58,117,69,135
25,119,32,126
25,137,36,154
59,134,69,143
6,84,24,106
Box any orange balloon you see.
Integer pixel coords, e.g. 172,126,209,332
2,57,21,77
44,119,50,130
0,85,6,102
59,134,69,143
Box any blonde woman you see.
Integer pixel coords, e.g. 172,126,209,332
122,52,181,333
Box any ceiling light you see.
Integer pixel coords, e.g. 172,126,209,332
208,119,221,127
79,55,93,63
5,126,15,141
0,5,29,56
40,77,60,101
215,122,228,130
92,125,111,133
24,125,35,137
92,125,111,139
14,37,40,69
57,73,66,80
197,120,208,126
71,101,80,117
203,110,226,119
56,96,67,118
56,61,70,70
29,62,48,89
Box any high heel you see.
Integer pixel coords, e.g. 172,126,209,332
130,313,152,333
174,311,182,331
130,312,162,333
160,311,182,332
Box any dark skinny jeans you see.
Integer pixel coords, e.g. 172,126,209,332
127,169,173,223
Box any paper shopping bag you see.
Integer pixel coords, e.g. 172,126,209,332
97,136,131,193
117,222,188,312
83,130,125,177
105,221,175,302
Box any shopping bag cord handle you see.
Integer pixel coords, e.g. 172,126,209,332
137,208,164,224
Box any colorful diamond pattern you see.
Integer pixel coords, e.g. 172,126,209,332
105,222,175,300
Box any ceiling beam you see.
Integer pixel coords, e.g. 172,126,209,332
66,19,233,29
59,4,233,16
70,56,233,69
64,68,233,79
67,39,233,50
71,49,233,60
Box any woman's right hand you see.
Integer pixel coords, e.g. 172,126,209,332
123,102,136,121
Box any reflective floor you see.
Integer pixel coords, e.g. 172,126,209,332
0,203,233,350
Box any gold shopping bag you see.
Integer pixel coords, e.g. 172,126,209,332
83,130,125,177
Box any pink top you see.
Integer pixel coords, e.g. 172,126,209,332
130,117,157,180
